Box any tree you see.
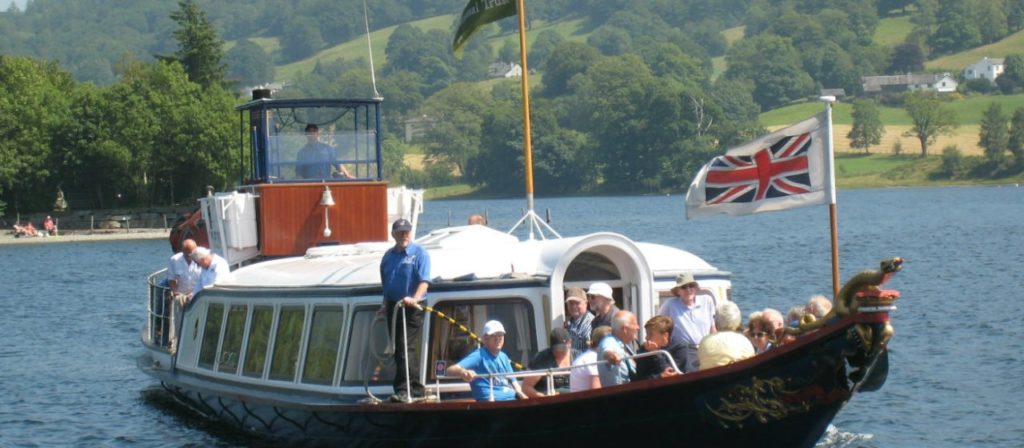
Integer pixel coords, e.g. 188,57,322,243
168,0,226,89
0,56,74,213
281,17,325,62
996,54,1024,94
540,42,600,98
225,39,274,86
1009,107,1024,168
725,35,814,110
979,103,1009,164
888,41,926,74
848,99,885,153
903,92,958,156
420,83,490,176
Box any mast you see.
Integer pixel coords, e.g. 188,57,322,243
821,95,840,297
515,0,535,215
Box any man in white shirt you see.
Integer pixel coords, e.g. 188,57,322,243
191,246,232,292
167,238,200,296
659,273,716,372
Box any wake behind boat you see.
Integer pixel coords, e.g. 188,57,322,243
137,91,902,447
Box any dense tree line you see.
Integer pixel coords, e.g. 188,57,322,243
3,0,1024,211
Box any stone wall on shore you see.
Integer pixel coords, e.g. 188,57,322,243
4,205,198,231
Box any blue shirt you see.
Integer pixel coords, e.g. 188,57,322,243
457,347,517,401
380,243,431,302
296,142,335,179
597,335,635,387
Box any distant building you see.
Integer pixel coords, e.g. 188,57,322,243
819,88,846,98
963,57,1004,84
487,61,522,78
404,115,436,143
861,73,958,94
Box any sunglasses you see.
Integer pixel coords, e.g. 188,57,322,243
679,284,698,289
751,331,769,338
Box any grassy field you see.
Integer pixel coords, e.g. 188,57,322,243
873,15,914,47
276,15,455,81
928,29,1024,71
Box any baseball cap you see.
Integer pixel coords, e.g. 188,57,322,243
549,327,571,350
587,282,613,300
392,218,413,232
483,320,506,336
565,287,587,302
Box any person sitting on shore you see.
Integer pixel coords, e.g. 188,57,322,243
43,216,57,236
23,222,38,237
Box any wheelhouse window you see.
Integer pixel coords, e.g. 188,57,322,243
341,306,397,385
427,299,536,381
217,304,248,373
242,306,274,378
269,306,306,381
302,306,345,385
198,304,224,369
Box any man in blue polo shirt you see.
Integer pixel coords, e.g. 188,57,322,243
447,320,527,401
380,218,431,402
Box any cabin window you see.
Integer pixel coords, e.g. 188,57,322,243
198,303,225,369
341,306,397,385
302,306,345,385
242,306,274,377
269,306,306,381
427,299,536,381
217,304,248,373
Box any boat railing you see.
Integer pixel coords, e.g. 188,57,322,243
439,349,680,402
144,269,174,351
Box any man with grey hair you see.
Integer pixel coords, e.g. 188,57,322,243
805,295,833,319
597,310,639,387
192,246,231,293
715,300,742,332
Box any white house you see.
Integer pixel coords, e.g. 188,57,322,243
963,57,1004,84
487,61,523,78
861,72,958,94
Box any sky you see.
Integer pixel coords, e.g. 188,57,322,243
0,0,28,11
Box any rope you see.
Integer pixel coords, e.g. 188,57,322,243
417,304,524,370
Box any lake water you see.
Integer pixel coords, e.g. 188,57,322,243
1,186,1021,447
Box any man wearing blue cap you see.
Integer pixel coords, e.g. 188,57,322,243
380,218,431,402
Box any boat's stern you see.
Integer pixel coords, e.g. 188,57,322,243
140,269,176,372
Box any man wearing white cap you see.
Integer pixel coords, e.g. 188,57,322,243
446,320,527,402
587,282,619,331
659,273,716,372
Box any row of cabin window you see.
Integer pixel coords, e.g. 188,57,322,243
196,299,537,385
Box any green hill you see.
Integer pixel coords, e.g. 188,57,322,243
760,93,1024,127
272,16,589,81
927,29,1024,71
873,14,914,47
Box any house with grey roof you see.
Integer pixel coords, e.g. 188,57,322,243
861,72,957,94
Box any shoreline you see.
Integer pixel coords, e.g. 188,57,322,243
0,229,170,246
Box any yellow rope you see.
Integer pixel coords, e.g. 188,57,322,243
420,305,524,370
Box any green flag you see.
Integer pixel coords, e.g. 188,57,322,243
453,0,517,53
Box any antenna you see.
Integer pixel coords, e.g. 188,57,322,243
363,0,381,99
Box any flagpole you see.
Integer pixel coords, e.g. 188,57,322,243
821,95,840,298
515,0,535,215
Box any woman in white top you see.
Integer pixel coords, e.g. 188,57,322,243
569,326,613,392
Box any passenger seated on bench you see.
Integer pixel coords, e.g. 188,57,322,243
597,310,639,387
745,312,775,354
715,301,743,333
634,315,687,379
805,295,832,319
522,328,577,397
698,332,755,370
569,326,612,392
446,320,527,402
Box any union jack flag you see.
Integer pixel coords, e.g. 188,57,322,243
685,112,833,219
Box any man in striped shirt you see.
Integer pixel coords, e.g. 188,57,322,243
564,287,594,353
